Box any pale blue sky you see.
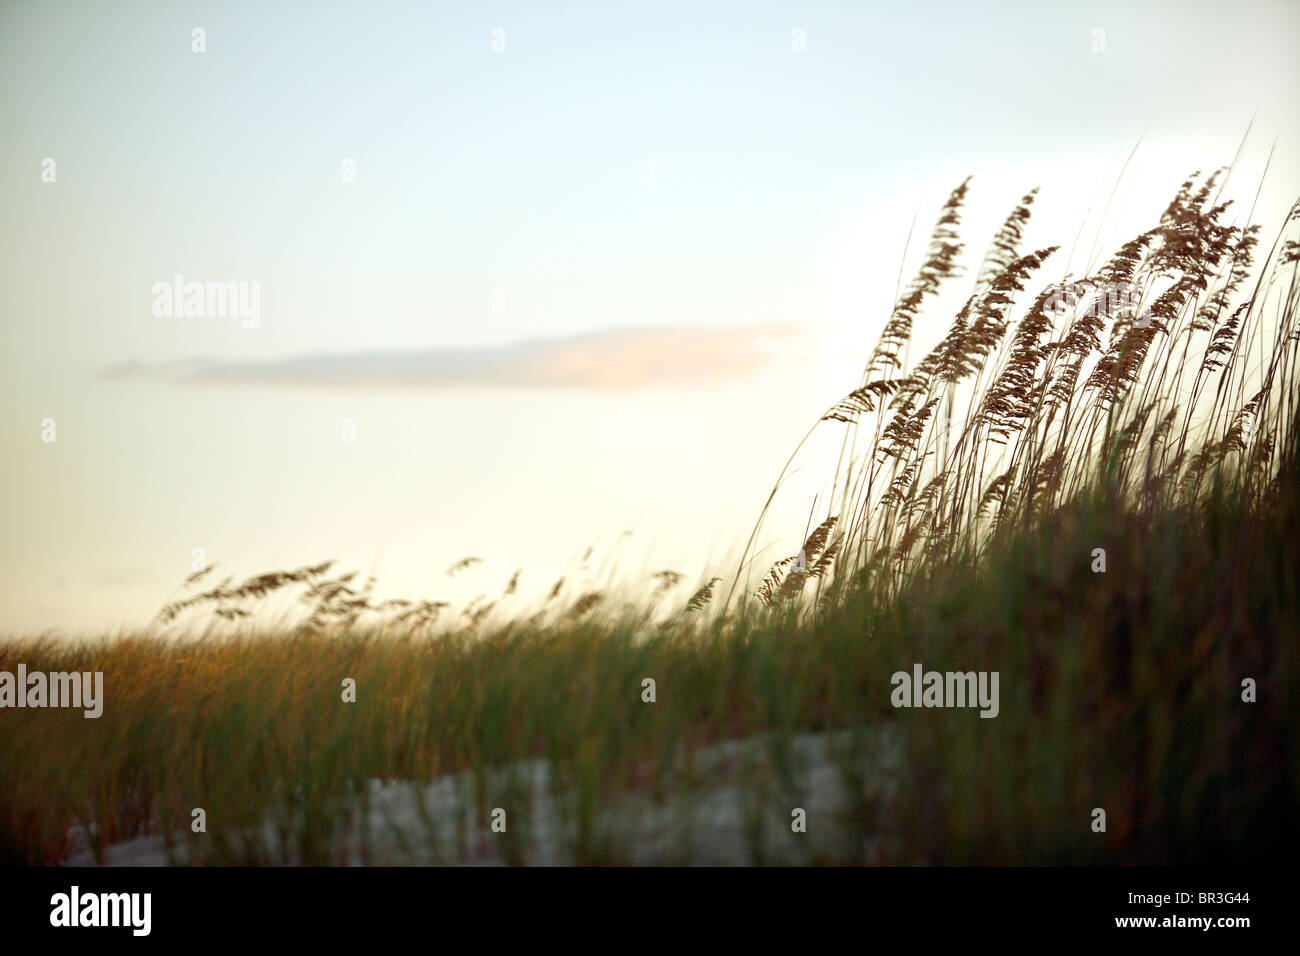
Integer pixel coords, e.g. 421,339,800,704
1,0,1297,632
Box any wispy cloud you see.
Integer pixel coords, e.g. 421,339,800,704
103,325,798,391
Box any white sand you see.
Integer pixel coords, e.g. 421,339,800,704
62,729,902,866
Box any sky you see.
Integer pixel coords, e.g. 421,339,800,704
1,0,1298,633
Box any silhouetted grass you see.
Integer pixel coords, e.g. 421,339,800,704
2,170,1297,865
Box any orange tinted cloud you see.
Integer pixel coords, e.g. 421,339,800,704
104,324,800,391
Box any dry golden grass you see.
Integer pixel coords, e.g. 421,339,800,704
2,170,1298,865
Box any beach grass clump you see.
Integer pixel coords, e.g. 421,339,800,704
2,169,1297,865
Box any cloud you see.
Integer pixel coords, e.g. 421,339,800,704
103,324,799,391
